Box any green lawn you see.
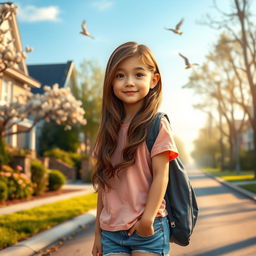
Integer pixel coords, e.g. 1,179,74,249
221,175,255,182
202,168,256,194
203,168,255,181
0,192,97,250
239,184,256,194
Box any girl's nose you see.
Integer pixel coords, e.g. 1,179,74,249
125,76,135,86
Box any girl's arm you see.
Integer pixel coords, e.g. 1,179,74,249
94,186,103,235
141,151,170,224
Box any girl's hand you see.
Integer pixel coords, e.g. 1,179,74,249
92,233,102,256
128,218,154,237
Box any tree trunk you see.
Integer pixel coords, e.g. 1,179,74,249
234,131,241,174
218,105,225,171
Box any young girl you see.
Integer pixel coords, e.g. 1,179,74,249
91,41,179,256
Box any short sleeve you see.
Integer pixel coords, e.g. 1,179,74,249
151,117,179,161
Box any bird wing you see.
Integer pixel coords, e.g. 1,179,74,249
179,53,190,66
81,20,87,30
164,27,177,33
176,18,184,30
169,28,177,33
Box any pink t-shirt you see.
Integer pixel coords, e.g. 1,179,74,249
92,116,179,231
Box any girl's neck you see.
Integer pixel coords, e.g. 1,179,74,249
123,101,143,123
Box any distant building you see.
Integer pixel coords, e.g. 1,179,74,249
241,126,254,151
236,119,254,152
0,3,41,156
27,61,79,152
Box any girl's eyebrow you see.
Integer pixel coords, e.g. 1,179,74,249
134,67,146,71
116,66,146,71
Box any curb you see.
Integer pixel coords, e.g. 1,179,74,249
204,172,256,202
0,209,97,256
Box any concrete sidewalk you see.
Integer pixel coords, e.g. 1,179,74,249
0,183,95,215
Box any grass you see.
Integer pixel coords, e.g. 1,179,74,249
202,168,256,194
239,184,256,194
221,175,255,182
0,192,97,250
202,168,255,180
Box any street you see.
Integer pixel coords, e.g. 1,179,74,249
42,170,256,256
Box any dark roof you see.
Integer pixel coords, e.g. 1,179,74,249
27,61,73,94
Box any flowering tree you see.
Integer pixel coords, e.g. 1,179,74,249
0,84,87,167
0,2,16,25
0,84,87,138
0,2,27,75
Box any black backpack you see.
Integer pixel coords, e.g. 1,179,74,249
146,112,199,246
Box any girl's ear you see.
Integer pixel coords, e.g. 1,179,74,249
150,73,160,89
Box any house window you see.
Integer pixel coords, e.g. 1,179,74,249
1,79,13,104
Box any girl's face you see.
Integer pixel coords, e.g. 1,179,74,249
112,56,160,110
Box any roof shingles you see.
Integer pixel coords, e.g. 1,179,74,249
27,61,73,94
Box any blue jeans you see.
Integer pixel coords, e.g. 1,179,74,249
101,216,170,255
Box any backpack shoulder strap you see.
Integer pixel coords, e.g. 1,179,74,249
146,112,170,153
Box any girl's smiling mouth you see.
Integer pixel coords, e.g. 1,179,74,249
123,91,138,93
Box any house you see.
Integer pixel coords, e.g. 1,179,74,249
236,119,254,152
0,2,41,157
27,62,87,181
27,61,80,153
241,123,254,151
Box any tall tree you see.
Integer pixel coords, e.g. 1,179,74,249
206,0,256,173
77,59,103,154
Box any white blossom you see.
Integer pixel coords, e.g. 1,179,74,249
0,84,87,137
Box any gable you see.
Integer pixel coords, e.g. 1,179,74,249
0,4,27,74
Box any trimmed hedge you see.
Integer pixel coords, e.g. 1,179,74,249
31,159,48,196
48,169,66,191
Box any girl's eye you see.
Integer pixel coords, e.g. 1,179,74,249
136,73,145,78
115,73,124,79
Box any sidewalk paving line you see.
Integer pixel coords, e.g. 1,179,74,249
0,209,97,256
0,187,95,216
204,172,256,202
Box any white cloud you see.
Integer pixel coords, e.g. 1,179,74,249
17,4,61,22
92,0,113,11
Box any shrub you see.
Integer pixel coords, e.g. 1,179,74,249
0,181,8,202
44,148,74,166
0,138,10,166
31,160,48,196
0,165,34,200
69,152,84,171
240,150,256,170
48,170,66,191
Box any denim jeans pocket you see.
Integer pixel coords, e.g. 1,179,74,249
135,218,163,238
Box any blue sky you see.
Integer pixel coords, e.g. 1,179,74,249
5,0,254,163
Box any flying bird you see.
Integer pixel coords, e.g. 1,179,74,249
25,46,33,53
80,20,95,39
179,53,199,69
165,18,184,35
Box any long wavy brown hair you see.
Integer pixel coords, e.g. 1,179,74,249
91,41,163,192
